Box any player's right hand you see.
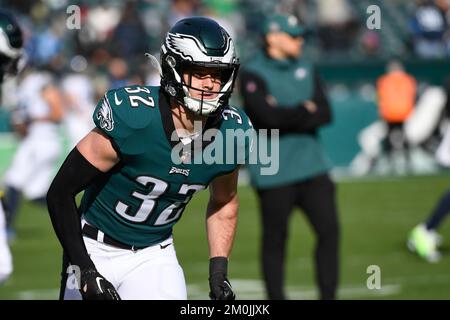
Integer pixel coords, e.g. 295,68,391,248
80,269,121,300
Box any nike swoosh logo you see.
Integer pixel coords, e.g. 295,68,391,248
224,280,232,289
95,277,104,293
160,242,172,249
114,92,123,105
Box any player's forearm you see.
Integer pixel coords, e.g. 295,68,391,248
42,85,64,122
206,194,239,258
47,148,102,271
47,185,94,270
33,101,64,123
32,114,62,123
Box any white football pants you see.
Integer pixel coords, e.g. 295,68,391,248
4,134,61,199
0,199,13,283
63,233,187,300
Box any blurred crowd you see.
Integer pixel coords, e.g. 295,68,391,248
1,0,450,171
2,0,450,105
410,0,450,59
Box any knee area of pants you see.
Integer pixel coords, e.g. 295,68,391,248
317,226,339,241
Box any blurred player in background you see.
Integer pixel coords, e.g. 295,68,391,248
240,14,339,300
0,10,23,284
407,91,450,263
376,60,416,173
2,64,64,237
61,58,95,148
351,60,417,176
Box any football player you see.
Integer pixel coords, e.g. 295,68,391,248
47,17,253,300
407,115,450,263
3,62,64,237
0,9,24,284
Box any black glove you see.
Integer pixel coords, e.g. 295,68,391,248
209,257,235,300
80,268,121,300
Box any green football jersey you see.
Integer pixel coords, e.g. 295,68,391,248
80,85,253,247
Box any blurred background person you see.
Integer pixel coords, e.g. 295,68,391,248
407,76,450,263
351,60,417,176
2,65,64,238
409,0,448,59
316,0,359,55
404,74,450,156
408,189,447,263
0,9,24,285
376,60,417,173
167,0,201,27
107,57,129,89
351,63,446,177
60,56,95,148
407,133,450,263
110,1,149,62
240,14,339,300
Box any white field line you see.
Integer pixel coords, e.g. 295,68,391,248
11,272,450,300
187,279,401,300
14,289,60,300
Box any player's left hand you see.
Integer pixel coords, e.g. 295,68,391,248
209,274,235,300
208,257,235,300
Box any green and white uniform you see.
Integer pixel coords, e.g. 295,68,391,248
63,85,252,300
81,85,252,247
62,16,246,300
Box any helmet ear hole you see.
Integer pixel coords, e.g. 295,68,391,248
167,85,177,97
166,55,176,68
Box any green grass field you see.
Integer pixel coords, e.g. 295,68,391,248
1,174,450,300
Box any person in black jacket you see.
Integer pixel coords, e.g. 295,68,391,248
240,14,339,300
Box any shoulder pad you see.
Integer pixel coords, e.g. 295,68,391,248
221,105,254,130
93,86,159,153
220,105,255,166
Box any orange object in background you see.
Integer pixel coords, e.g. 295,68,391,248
377,70,417,123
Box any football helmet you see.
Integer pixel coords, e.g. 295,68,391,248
0,10,23,80
160,16,239,116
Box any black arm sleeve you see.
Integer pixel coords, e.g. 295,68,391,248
46,147,105,271
239,68,332,133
